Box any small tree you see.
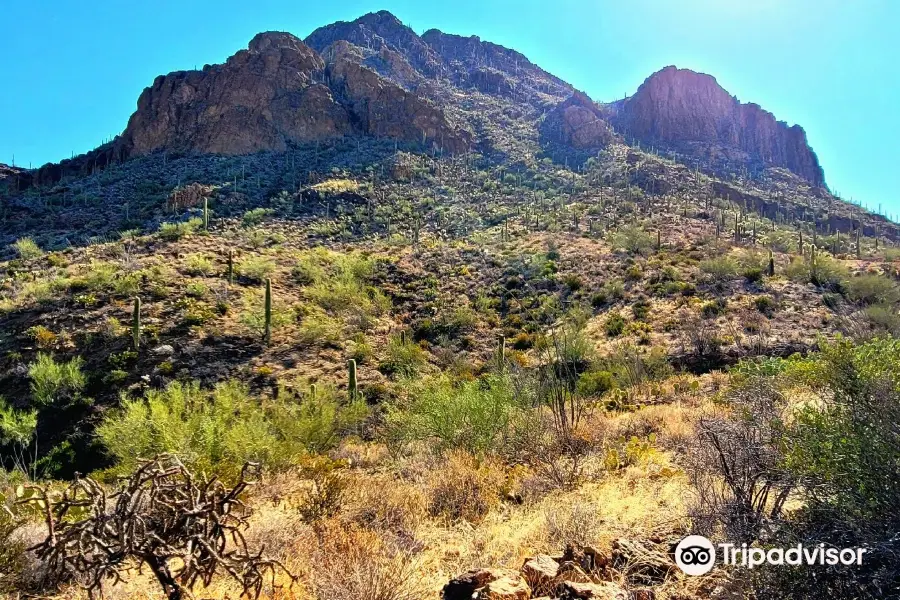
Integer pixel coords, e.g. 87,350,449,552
25,455,293,600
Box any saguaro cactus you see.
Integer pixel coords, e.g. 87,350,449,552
263,278,272,345
132,297,141,350
348,359,358,399
767,250,775,277
856,229,862,259
497,335,506,371
203,198,209,231
227,250,234,284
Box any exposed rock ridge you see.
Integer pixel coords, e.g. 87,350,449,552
118,30,468,157
542,91,615,149
421,29,572,99
613,66,825,186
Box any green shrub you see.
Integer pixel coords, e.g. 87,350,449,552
785,255,849,291
845,273,900,306
241,208,274,228
158,218,202,241
12,237,43,260
753,295,777,316
577,370,615,397
97,380,366,480
185,253,214,276
701,298,727,318
379,334,427,378
631,299,651,321
700,255,739,284
863,303,900,334
237,256,275,283
385,374,527,454
562,273,583,291
783,337,900,526
743,267,764,283
605,312,626,337
610,225,654,255
28,354,88,406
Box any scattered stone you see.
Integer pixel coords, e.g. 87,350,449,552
443,568,521,600
611,538,674,585
557,561,594,583
557,580,627,600
521,554,560,590
151,344,175,356
480,574,531,600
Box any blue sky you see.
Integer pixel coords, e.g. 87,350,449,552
2,0,897,213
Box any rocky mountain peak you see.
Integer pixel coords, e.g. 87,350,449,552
114,27,469,159
613,66,825,186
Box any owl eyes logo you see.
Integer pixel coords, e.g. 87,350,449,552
675,535,716,575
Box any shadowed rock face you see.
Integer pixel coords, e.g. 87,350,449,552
322,41,471,154
123,32,350,155
613,66,825,186
542,91,614,149
120,30,468,157
420,29,572,100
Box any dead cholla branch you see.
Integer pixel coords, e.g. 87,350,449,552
23,454,295,600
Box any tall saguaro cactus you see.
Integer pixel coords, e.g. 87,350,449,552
263,278,272,345
348,359,358,399
227,250,234,284
497,334,506,371
203,198,209,231
132,296,141,350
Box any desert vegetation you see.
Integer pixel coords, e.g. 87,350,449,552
2,67,900,600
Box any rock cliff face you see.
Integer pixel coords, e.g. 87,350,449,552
123,33,350,155
119,30,468,157
541,91,614,149
322,41,470,153
420,29,571,100
15,13,829,194
613,66,825,186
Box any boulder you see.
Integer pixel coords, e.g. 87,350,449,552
541,91,614,149
444,568,527,600
611,538,674,585
557,581,627,600
481,574,531,600
521,554,560,590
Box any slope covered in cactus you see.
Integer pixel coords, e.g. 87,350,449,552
1,9,899,600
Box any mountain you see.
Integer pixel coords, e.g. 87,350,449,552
612,66,825,186
121,30,469,157
4,10,828,194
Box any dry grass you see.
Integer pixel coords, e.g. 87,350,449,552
33,398,713,600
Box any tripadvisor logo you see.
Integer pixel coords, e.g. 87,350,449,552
674,535,867,576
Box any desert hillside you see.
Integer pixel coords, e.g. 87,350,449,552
1,10,899,600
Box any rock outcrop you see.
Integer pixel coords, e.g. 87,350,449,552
119,30,468,157
322,41,470,154
123,32,351,155
421,29,572,100
542,92,614,149
443,545,647,600
613,66,825,186
305,10,444,79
